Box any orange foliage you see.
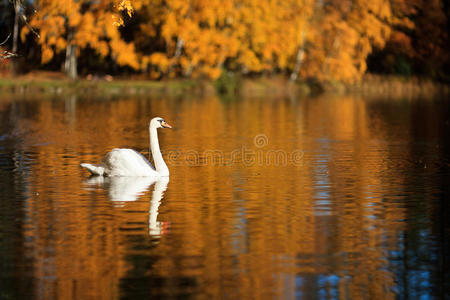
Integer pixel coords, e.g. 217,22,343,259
21,0,433,81
134,0,314,79
299,0,397,82
134,0,398,81
22,0,139,69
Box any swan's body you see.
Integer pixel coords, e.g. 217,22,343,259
81,117,172,177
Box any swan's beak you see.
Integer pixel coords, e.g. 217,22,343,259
162,121,172,128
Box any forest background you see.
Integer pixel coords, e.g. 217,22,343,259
0,0,449,93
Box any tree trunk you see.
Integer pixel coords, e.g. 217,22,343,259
11,0,20,74
168,37,184,76
65,30,77,80
290,28,306,81
12,1,19,53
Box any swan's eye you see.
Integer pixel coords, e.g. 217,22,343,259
160,120,172,128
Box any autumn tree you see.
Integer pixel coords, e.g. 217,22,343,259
131,0,400,82
230,0,313,76
131,0,314,79
368,0,449,78
6,0,447,82
0,0,37,69
296,1,385,82
22,0,139,79
134,0,239,79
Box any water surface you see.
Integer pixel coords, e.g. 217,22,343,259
0,93,449,299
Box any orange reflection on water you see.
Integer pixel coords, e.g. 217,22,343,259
1,93,445,299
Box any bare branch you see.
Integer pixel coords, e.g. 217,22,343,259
0,51,20,59
0,0,39,61
0,33,12,46
22,15,40,39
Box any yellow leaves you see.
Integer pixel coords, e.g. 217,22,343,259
24,0,141,71
23,0,403,81
111,40,139,69
162,13,179,41
142,0,317,78
296,0,398,82
208,67,222,79
149,53,171,72
116,0,134,17
75,12,98,48
392,16,414,30
55,38,66,51
112,0,139,26
239,49,263,72
68,11,82,27
97,41,109,57
20,26,29,42
41,46,54,64
195,65,222,79
112,14,124,27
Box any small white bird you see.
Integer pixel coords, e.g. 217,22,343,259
81,117,172,177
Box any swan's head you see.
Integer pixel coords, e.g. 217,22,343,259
151,117,172,129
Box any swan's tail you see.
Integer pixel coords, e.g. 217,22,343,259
80,163,105,176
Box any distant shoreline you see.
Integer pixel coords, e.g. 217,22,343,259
0,72,448,99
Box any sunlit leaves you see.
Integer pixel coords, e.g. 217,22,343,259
298,0,400,82
117,0,134,17
20,0,427,81
23,0,139,70
135,0,314,79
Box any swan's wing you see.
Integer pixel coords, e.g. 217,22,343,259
102,148,156,176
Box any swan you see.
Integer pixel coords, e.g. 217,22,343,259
80,117,172,177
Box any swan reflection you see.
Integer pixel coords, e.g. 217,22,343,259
149,177,169,237
84,176,157,202
84,176,169,237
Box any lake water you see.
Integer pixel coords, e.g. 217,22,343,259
0,92,449,299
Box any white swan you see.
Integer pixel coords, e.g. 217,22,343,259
80,117,172,177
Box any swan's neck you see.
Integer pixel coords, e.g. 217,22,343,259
150,126,169,176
